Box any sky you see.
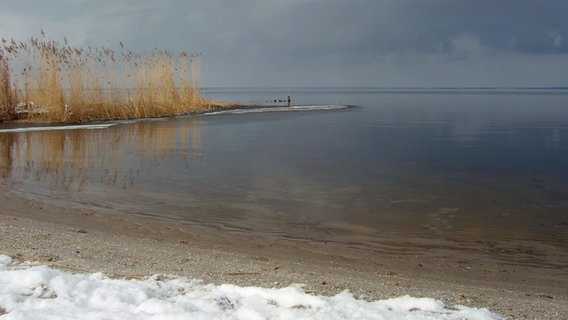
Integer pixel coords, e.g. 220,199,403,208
1,0,568,88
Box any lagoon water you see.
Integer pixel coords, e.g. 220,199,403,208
1,88,568,249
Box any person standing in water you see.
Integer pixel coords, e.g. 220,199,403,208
287,95,291,107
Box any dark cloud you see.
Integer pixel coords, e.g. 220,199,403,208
2,0,568,87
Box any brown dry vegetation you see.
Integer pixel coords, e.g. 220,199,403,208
0,35,228,123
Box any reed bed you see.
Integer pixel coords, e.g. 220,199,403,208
0,35,222,123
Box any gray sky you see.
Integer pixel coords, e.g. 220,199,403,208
2,0,568,87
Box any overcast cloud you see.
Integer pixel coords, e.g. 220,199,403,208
2,0,568,87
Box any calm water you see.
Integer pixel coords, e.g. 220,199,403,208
1,88,568,247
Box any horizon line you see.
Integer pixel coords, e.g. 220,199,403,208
201,86,568,91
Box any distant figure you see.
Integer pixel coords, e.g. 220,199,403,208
287,95,291,107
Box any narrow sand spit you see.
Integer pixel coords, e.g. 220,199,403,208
0,191,566,319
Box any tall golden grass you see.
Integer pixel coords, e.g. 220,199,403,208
0,35,223,123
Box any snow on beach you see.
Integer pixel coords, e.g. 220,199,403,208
204,104,349,115
0,255,502,320
0,105,347,134
0,123,116,134
0,118,167,134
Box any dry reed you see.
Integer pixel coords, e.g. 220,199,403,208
0,34,222,123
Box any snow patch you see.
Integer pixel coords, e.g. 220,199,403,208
204,104,349,115
0,123,115,134
0,255,502,319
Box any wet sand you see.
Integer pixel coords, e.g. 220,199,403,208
1,190,567,319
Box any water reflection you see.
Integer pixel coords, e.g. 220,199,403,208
0,117,203,192
0,134,15,179
356,93,568,146
1,91,567,247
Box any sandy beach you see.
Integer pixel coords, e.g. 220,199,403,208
0,189,567,319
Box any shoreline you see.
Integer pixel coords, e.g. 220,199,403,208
0,102,348,127
1,190,567,319
0,102,239,126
